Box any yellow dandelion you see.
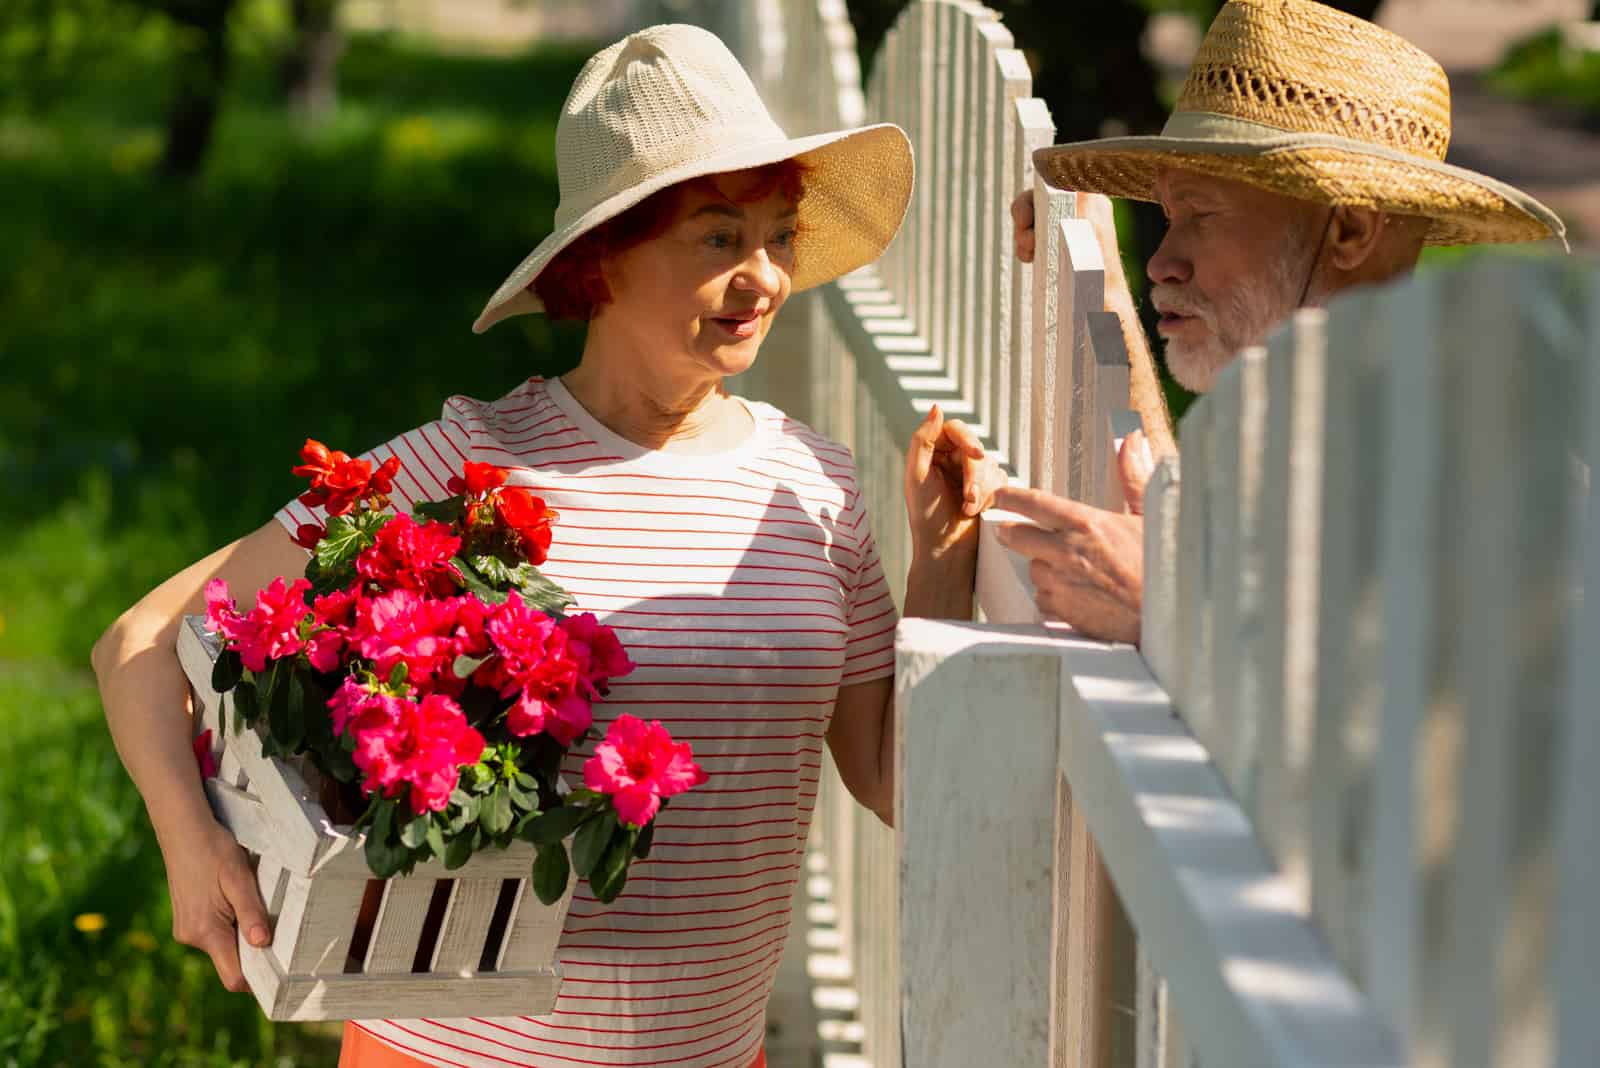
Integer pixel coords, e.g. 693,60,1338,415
74,912,107,934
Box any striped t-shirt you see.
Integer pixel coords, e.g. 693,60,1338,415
275,376,897,1067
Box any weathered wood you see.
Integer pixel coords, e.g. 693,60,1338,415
1141,457,1182,693
364,878,435,974
1011,96,1054,488
1174,385,1213,732
1055,219,1106,498
1030,174,1075,493
896,619,1063,1068
1054,634,1405,1068
1086,310,1131,508
430,878,503,975
988,45,1030,467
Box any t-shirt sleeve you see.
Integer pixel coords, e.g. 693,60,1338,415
273,397,479,537
839,483,899,687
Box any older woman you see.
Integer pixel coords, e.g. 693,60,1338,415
92,24,992,1068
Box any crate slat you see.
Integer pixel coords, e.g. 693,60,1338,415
365,879,436,974
431,878,504,974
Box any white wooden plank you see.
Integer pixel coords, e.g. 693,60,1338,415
1174,386,1213,733
1140,457,1181,692
973,19,1015,447
1308,290,1391,985
283,873,368,975
253,963,561,1022
895,618,1064,1068
431,877,504,975
1029,174,1075,492
1055,219,1106,498
363,878,435,974
497,877,573,972
1087,310,1131,509
989,46,1030,468
977,503,1043,623
1442,262,1577,1068
1135,950,1168,1068
1051,631,1405,1068
1011,96,1053,489
1253,309,1327,907
1554,268,1600,1068
1364,275,1441,1048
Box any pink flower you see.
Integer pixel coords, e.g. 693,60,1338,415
479,594,585,739
327,675,405,736
560,613,634,698
349,693,486,815
205,577,312,673
305,585,361,672
583,715,707,827
353,589,464,692
355,515,462,597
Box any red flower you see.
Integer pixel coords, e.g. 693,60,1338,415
292,439,397,517
355,515,462,597
560,613,635,698
583,715,707,827
204,577,311,673
447,461,509,498
292,523,326,551
349,692,486,815
494,487,557,566
353,589,465,693
193,729,218,779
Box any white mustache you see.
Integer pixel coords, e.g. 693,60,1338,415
1150,285,1216,326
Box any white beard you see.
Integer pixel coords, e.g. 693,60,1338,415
1154,233,1312,394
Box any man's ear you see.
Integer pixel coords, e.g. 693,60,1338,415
1325,205,1387,271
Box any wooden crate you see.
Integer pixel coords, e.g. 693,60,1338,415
176,615,574,1022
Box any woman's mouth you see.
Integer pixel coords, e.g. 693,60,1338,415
709,311,762,340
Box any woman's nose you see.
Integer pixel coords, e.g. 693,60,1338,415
734,249,784,298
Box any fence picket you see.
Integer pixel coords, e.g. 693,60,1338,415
990,46,1030,467
1174,380,1213,727
1029,176,1075,492
1141,457,1182,693
1056,218,1106,497
1086,310,1131,509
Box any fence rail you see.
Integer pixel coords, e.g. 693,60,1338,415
673,2,1600,1066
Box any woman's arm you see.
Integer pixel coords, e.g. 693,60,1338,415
827,408,1000,827
91,520,313,992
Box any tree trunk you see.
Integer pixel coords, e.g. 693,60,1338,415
158,4,236,179
281,0,344,124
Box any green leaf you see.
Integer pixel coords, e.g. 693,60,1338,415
521,803,590,846
514,772,542,791
506,778,541,810
588,831,633,904
470,553,514,586
211,648,243,694
451,555,508,605
230,680,259,731
443,830,475,870
387,661,409,689
632,820,656,860
316,512,380,573
532,843,571,906
481,786,513,836
572,808,617,878
283,666,307,752
413,496,466,524
512,808,543,837
425,821,446,859
564,787,601,805
452,653,491,680
508,565,576,614
400,814,430,850
364,801,408,878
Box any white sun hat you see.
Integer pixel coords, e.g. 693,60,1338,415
472,23,914,333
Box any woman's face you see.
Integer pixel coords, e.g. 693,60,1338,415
595,170,798,382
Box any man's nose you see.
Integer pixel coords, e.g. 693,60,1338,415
1146,230,1192,286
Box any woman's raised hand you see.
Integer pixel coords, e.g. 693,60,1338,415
903,405,1004,569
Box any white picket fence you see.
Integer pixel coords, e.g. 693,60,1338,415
668,2,1600,1067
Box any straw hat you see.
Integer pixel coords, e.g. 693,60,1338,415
1034,0,1565,248
473,23,914,333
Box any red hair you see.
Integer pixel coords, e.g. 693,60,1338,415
533,160,809,322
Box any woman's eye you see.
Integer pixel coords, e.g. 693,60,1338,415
770,228,797,248
704,231,738,250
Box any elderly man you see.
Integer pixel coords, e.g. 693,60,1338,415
993,0,1565,644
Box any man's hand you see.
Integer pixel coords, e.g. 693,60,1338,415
993,485,1144,645
1010,189,1122,280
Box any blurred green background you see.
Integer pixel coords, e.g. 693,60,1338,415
0,3,589,1062
2,0,1594,1063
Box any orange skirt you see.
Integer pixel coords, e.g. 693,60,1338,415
339,1022,767,1068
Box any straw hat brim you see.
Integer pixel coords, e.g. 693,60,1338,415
1034,124,1566,250
472,122,913,333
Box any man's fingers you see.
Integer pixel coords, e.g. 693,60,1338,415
1117,429,1155,515
999,522,1076,568
992,485,1081,528
1010,189,1035,264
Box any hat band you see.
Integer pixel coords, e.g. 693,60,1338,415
1160,110,1300,143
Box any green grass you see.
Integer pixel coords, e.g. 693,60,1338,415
0,26,590,1065
1489,26,1600,118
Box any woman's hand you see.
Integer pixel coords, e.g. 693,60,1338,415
903,405,1004,569
161,814,274,993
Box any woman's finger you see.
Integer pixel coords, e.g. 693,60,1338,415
905,405,944,486
221,851,273,949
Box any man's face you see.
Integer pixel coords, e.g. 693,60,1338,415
1147,170,1325,393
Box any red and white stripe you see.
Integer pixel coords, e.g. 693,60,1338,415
276,377,896,1067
